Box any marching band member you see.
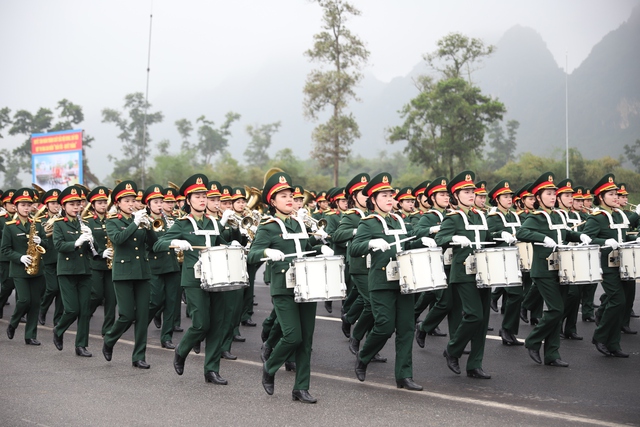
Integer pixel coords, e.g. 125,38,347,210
474,181,488,211
154,174,230,384
1,188,47,344
616,183,638,334
102,180,158,369
38,188,63,327
395,187,418,232
162,187,183,334
0,189,18,318
516,172,591,367
351,172,431,390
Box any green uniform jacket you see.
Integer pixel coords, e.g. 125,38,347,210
324,210,346,256
398,211,415,234
516,209,582,278
106,214,158,281
487,209,519,247
335,209,367,274
53,217,92,275
147,216,180,275
42,213,58,265
0,218,47,278
435,209,489,284
87,214,110,271
581,208,637,274
0,213,14,263
153,214,227,288
413,209,445,238
247,215,321,297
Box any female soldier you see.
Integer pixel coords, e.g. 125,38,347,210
154,174,231,384
38,188,63,327
351,172,434,390
516,172,591,367
248,171,332,403
102,181,157,369
52,186,96,357
1,188,46,344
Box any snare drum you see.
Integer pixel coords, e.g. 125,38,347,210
618,244,640,280
396,248,447,294
197,246,249,292
292,255,347,303
473,247,522,288
516,242,533,271
556,245,602,285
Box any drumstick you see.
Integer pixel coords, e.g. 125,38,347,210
169,245,208,250
260,250,316,262
450,241,496,245
493,238,516,245
372,236,416,252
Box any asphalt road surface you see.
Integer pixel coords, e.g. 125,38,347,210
1,269,638,427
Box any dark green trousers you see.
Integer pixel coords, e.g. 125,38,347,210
104,279,151,363
55,275,92,347
581,283,598,319
241,263,259,322
501,285,524,335
148,271,181,343
419,287,455,334
262,307,277,339
9,276,45,339
40,263,63,325
89,269,116,336
525,277,567,363
265,296,316,390
522,279,544,319
447,282,490,371
360,289,414,380
562,284,582,335
0,261,16,316
222,288,244,352
621,279,636,328
413,290,437,322
349,274,374,341
593,272,625,352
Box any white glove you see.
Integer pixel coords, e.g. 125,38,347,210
368,238,391,252
421,237,437,248
635,204,640,215
310,222,319,232
604,238,619,250
320,245,334,256
32,235,42,245
314,228,328,240
171,239,193,251
352,229,357,236
264,248,285,262
429,225,441,234
133,209,147,226
297,208,308,220
80,224,92,234
102,248,114,259
219,209,235,227
239,227,249,237
636,237,640,243
542,236,557,249
501,231,517,245
579,234,592,245
451,235,472,248
230,240,242,247
75,233,90,247
20,255,33,266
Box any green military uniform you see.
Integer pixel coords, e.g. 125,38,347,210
39,189,63,326
103,181,158,366
574,186,598,322
0,188,46,342
615,184,639,331
0,190,17,316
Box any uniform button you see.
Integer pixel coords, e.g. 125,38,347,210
382,267,386,270
66,257,69,261
167,252,170,255
136,256,140,259
134,238,137,241
121,260,125,263
154,256,157,259
281,269,285,273
80,254,83,257
135,247,138,250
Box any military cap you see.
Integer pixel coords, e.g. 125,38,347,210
315,191,328,203
207,181,222,198
584,188,593,199
531,172,557,195
617,183,628,196
74,185,87,201
555,179,574,195
143,185,164,204
448,171,476,193
514,183,534,201
43,188,62,205
57,186,83,205
395,187,415,201
180,174,208,197
413,180,431,198
332,187,346,201
262,171,294,204
591,173,618,198
572,186,585,200
220,185,233,202
488,180,514,205
88,186,109,203
292,185,304,199
346,173,370,195
135,190,144,202
362,172,393,197
112,180,138,202
426,177,448,198
231,187,247,201
12,188,36,204
2,189,16,204
162,187,177,201
474,181,488,196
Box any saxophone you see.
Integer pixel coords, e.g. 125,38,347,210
26,208,47,275
105,233,114,270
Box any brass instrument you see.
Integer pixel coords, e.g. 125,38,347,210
263,167,284,186
26,206,47,275
133,208,152,230
295,208,327,230
105,234,114,270
44,211,61,238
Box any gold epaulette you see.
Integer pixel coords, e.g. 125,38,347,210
106,213,120,219
5,219,17,225
178,216,190,221
409,210,420,216
52,217,65,222
260,218,277,225
362,214,378,220
325,210,337,216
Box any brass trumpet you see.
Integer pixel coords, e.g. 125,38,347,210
294,209,327,230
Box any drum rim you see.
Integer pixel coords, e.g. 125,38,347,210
474,246,519,254
292,255,344,263
397,247,443,255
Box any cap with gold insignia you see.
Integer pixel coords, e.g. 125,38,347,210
425,177,448,198
58,186,83,205
531,172,557,195
162,187,177,202
617,183,628,196
143,185,164,204
325,188,337,203
43,189,62,205
207,181,222,198
12,188,36,204
555,179,574,195
584,188,593,200
332,187,346,201
448,171,476,194
231,187,247,201
262,171,294,204
488,180,514,205
112,180,138,202
474,181,488,196
572,186,585,200
220,185,233,202
180,174,208,197
315,191,328,203
346,173,370,196
176,194,185,202
362,172,393,197
514,182,534,202
135,190,144,202
591,174,618,203
395,187,415,201
88,186,110,204
2,189,16,204
413,180,431,198
292,185,304,199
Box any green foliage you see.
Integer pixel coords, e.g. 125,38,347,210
623,139,640,173
148,149,200,186
244,121,281,168
425,32,495,81
175,118,194,150
195,112,241,165
486,119,519,169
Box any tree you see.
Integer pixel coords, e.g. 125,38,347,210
303,0,369,186
102,92,163,185
175,118,194,151
244,121,281,168
486,119,519,169
425,32,495,82
624,139,640,173
0,107,11,175
9,107,54,173
195,112,240,165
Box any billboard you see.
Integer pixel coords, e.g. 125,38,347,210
31,129,83,191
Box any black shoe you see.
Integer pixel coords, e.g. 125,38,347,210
490,299,498,312
262,362,275,395
610,350,629,358
499,329,515,346
173,350,185,375
564,332,583,340
241,319,257,327
545,359,569,367
592,339,611,356
253,301,258,306
621,326,637,334
20,315,26,323
467,368,491,379
285,361,296,372
528,348,542,364
292,389,317,403
396,378,423,390
371,353,387,363
75,346,92,357
6,324,15,340
341,313,351,338
530,317,539,326
221,351,237,360
232,335,246,342
161,341,176,349
25,338,41,346
348,337,360,355
487,326,494,332
583,316,596,323
428,326,447,337
443,349,460,374
132,360,150,369
324,301,333,314
520,308,529,323
204,371,228,385
153,314,162,329
102,342,113,361
38,312,46,326
355,353,367,381
630,309,639,318
508,332,524,346
415,323,427,348
173,326,184,332
193,341,201,354
260,343,272,362
52,330,63,351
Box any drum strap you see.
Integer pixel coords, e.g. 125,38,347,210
538,210,567,244
186,215,220,247
371,213,407,252
271,217,308,257
426,209,444,222
455,209,488,249
599,209,629,243
352,208,366,218
555,209,581,228
488,207,521,234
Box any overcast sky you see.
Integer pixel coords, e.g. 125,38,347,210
1,0,638,183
